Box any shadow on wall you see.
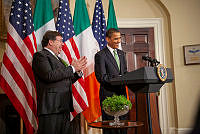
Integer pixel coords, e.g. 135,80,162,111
189,98,200,134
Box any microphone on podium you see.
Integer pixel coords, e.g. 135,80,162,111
142,56,160,67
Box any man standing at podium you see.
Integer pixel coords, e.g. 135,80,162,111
95,28,128,134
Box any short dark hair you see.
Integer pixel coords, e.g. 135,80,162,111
41,30,62,48
106,28,120,38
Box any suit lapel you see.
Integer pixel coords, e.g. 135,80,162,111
105,47,119,71
43,49,63,65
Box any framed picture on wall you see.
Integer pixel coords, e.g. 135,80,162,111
183,44,200,65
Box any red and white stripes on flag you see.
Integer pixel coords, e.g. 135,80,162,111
0,0,38,134
60,38,88,120
56,0,88,120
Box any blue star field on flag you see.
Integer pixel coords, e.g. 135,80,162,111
9,0,34,40
56,0,75,42
92,0,107,50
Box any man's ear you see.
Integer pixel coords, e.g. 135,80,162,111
106,37,110,42
48,40,53,46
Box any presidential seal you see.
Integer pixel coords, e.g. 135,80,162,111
157,64,167,82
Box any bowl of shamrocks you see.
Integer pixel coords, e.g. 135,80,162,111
102,95,132,126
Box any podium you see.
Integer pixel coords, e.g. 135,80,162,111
109,66,173,134
109,66,173,93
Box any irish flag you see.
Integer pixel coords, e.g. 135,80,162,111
33,0,56,51
73,0,101,123
107,0,118,30
107,0,122,50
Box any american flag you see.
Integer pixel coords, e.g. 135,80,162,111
92,0,107,50
0,0,38,134
56,0,88,120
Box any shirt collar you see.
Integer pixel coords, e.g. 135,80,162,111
44,47,59,59
107,45,116,53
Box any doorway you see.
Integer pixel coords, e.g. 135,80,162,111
119,25,164,134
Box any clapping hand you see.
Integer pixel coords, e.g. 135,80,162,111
71,56,87,72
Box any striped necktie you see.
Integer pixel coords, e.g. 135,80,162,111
59,57,68,67
113,49,120,69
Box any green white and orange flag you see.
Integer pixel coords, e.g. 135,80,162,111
73,0,101,123
107,0,118,30
107,0,122,50
33,0,56,51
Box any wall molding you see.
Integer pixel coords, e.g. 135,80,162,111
176,128,192,134
168,127,176,134
168,127,191,134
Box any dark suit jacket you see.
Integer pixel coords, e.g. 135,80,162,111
95,46,127,102
32,49,80,116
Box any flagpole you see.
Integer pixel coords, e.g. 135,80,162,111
20,117,23,134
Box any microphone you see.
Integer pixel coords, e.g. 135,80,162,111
152,59,160,64
142,56,160,67
142,56,153,62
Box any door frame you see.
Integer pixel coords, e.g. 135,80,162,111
118,18,169,134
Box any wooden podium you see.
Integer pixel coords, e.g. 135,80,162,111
109,66,173,92
109,66,173,134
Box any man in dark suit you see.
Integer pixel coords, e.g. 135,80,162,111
32,31,87,134
95,28,128,134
